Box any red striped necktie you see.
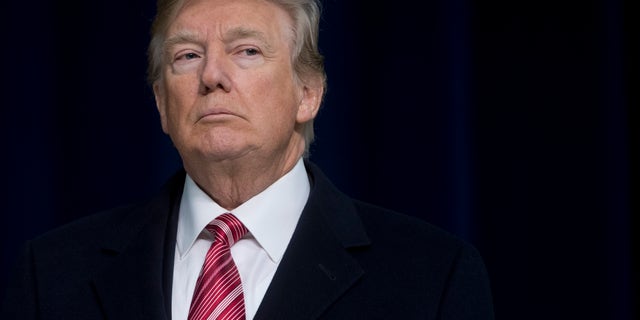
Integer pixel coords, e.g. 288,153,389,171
188,213,249,320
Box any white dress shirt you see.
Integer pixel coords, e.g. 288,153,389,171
171,158,310,320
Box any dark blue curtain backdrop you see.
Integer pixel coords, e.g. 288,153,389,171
1,0,636,319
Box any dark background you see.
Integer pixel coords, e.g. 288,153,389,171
1,0,637,319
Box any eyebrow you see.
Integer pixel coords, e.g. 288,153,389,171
223,27,275,54
163,27,275,55
163,30,203,51
225,27,266,42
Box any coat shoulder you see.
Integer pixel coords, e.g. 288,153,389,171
345,199,494,319
352,199,468,253
30,203,140,253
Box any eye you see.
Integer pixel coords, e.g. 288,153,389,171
232,45,264,68
175,51,201,61
242,48,260,56
184,52,200,60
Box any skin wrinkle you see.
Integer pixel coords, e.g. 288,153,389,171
163,28,279,65
153,0,323,210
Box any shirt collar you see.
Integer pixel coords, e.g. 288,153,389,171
176,158,310,263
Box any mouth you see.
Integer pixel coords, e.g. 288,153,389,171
198,108,237,121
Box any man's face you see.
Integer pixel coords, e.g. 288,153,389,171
154,0,318,165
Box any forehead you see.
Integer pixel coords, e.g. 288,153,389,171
168,0,294,43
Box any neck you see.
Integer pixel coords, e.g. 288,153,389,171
184,145,304,210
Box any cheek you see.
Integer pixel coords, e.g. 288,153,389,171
245,85,298,139
257,84,299,120
164,81,196,124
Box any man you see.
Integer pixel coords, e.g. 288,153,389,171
1,0,495,319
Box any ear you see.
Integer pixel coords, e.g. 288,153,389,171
296,78,324,124
153,82,169,134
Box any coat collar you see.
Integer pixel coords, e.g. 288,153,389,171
91,171,184,320
88,160,369,320
254,160,371,319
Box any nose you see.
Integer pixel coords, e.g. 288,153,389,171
199,52,232,95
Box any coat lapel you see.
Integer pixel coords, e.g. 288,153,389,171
254,161,370,319
91,171,184,320
87,162,364,319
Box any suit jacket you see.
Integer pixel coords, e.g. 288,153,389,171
1,161,494,319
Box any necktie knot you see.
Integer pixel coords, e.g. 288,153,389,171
205,213,248,247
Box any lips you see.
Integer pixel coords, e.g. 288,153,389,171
204,110,231,116
201,108,233,118
199,108,235,120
